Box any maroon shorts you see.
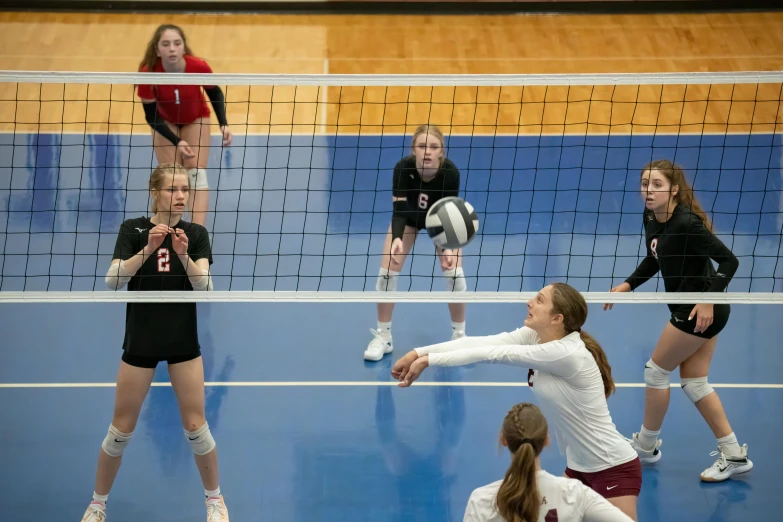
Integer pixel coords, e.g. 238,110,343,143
565,457,642,498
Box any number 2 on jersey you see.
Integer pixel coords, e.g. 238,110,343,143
418,193,429,209
157,248,171,272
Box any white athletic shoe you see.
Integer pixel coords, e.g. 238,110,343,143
451,329,466,340
700,444,753,482
80,503,106,522
364,329,393,361
628,432,662,463
206,495,229,522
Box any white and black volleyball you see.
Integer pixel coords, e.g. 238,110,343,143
425,197,479,250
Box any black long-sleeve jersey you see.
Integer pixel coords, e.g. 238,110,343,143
625,205,739,309
391,156,460,240
111,217,212,357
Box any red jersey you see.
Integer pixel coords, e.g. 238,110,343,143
137,55,214,125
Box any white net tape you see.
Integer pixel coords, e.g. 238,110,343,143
0,291,780,304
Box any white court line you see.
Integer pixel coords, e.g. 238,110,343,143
0,382,780,389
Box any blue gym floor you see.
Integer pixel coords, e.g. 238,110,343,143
1,132,782,522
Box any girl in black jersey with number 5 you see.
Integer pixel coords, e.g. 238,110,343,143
364,125,467,362
79,164,229,522
605,159,751,483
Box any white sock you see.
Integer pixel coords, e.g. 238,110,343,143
205,486,221,499
91,492,109,509
451,321,465,333
638,426,660,450
717,432,742,457
377,321,391,335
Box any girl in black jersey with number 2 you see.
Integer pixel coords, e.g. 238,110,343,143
79,164,229,522
605,159,751,483
364,125,467,362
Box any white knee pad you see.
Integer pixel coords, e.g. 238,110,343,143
376,267,400,292
443,267,466,292
185,422,216,456
188,168,209,190
644,359,671,389
681,376,714,403
101,424,133,457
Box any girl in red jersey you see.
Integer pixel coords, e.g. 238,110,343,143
137,24,232,227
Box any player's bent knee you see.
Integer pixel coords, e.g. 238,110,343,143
185,422,216,456
644,359,671,389
187,168,209,190
101,424,133,457
376,267,400,292
443,266,466,292
681,376,714,403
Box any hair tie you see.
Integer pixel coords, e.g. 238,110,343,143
576,327,581,333
519,438,534,446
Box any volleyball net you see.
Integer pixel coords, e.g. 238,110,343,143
0,70,781,304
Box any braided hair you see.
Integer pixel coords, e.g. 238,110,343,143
495,403,548,522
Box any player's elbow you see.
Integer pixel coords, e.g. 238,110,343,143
485,347,512,365
723,254,740,279
141,101,158,124
104,276,120,290
105,262,131,290
190,269,214,291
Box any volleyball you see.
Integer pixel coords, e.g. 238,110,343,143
425,197,479,250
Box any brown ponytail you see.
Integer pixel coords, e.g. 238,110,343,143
579,330,615,397
549,282,616,397
642,159,712,231
495,403,548,522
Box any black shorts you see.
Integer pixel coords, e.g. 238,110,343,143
669,304,730,339
121,350,201,369
403,216,427,232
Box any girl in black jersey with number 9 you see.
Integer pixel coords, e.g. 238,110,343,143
364,125,468,362
605,159,752,483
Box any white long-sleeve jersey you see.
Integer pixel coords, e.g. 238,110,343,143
415,327,637,473
463,471,635,522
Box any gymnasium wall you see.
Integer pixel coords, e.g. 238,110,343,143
3,0,724,2
3,0,763,10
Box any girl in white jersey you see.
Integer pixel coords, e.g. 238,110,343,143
392,283,641,521
463,402,634,522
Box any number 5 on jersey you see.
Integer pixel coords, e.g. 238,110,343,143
158,248,171,272
418,193,429,209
